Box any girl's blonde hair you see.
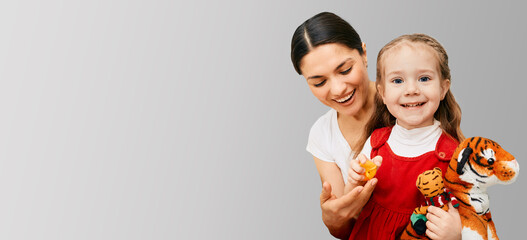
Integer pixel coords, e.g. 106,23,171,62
359,34,464,151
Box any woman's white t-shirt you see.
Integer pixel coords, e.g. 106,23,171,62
306,109,354,181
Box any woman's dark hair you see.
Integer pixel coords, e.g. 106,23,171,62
291,12,363,75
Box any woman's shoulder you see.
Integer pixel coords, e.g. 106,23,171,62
309,109,337,135
306,109,342,163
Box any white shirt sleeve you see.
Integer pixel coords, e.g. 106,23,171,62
305,109,357,181
306,115,334,162
359,135,372,160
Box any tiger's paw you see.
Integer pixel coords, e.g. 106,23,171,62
413,219,427,235
410,213,427,235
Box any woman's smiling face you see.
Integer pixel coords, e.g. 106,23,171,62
300,43,370,117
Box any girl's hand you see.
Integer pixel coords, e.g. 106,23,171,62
347,154,382,189
425,202,462,240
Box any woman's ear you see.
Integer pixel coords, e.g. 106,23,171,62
362,42,368,67
441,79,451,100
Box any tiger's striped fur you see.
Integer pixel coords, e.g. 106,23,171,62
444,137,518,240
401,137,518,240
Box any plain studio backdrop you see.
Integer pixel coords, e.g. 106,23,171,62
0,0,525,239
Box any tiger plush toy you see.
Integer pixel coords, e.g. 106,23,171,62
444,137,519,240
400,137,518,240
400,168,459,240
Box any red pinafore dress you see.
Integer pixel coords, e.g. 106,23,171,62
349,127,459,240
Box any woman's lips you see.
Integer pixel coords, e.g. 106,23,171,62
334,89,356,103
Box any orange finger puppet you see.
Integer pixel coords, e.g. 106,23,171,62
360,160,378,181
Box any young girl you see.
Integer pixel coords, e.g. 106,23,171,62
345,34,464,240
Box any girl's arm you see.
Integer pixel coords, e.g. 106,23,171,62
315,157,378,239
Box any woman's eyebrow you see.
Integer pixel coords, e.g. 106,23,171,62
307,58,353,80
335,58,352,70
307,75,323,80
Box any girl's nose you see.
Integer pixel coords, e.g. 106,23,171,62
405,80,420,95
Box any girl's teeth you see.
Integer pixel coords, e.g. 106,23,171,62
404,103,424,107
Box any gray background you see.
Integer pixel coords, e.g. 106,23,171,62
0,0,525,239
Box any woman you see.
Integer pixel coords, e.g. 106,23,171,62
290,12,378,239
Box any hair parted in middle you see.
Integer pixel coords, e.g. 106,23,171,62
290,12,363,75
362,33,464,146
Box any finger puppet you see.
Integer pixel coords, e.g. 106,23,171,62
400,167,459,239
360,160,378,181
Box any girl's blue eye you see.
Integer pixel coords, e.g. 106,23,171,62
392,78,403,84
314,80,326,87
419,76,430,82
340,67,351,75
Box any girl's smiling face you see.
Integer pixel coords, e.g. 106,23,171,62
300,43,370,117
378,43,450,130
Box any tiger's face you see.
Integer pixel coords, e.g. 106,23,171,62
453,137,519,187
416,167,444,198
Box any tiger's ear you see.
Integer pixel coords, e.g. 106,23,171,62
457,147,473,175
434,167,442,174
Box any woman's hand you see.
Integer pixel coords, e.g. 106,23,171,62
320,179,378,239
425,202,462,240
